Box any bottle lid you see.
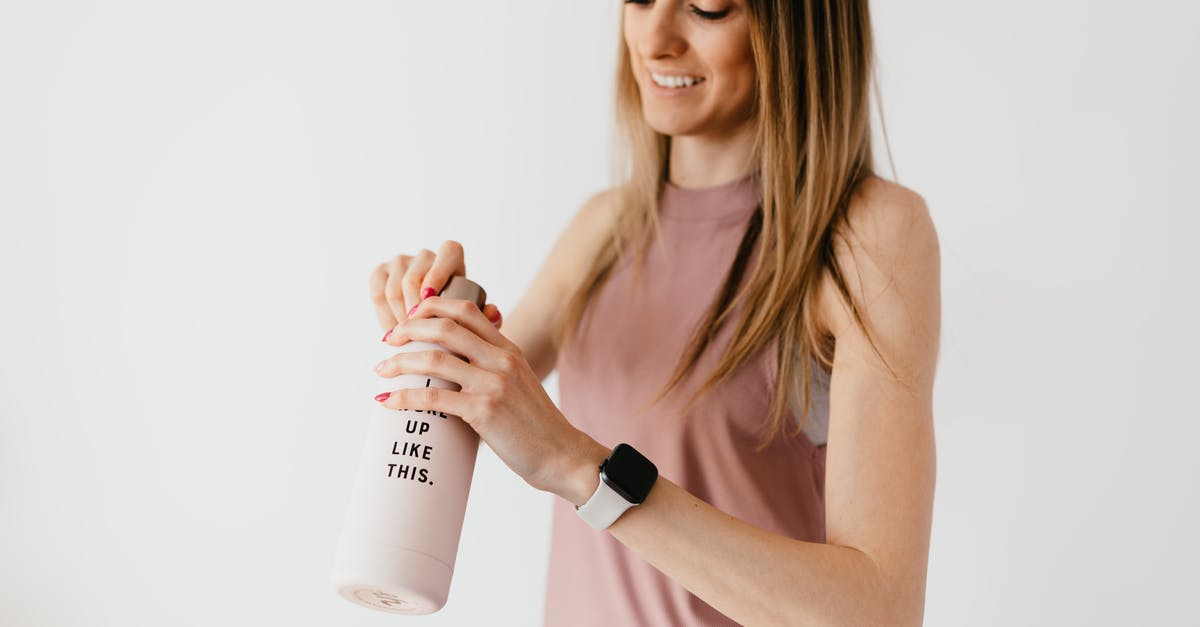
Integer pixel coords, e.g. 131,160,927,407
437,275,487,310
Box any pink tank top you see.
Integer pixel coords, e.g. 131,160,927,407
542,171,830,626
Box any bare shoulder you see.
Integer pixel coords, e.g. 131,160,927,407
572,186,623,247
841,175,935,254
581,185,622,221
555,185,622,288
813,175,941,384
502,185,623,381
525,185,621,304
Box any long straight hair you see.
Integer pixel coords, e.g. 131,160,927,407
554,0,895,452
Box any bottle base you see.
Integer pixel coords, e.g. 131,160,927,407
332,543,453,614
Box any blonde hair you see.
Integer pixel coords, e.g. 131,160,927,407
554,0,895,452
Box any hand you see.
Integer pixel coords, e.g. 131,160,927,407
368,240,503,332
374,294,602,499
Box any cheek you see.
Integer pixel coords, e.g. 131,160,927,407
713,42,756,107
623,37,641,79
621,15,639,69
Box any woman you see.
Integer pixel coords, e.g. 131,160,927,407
369,0,939,624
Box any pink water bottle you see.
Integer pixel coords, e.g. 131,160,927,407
331,275,487,614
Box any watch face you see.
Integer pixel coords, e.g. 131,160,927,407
600,443,658,504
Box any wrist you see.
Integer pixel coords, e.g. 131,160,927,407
557,432,610,508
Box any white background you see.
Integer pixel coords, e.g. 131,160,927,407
1,1,1197,625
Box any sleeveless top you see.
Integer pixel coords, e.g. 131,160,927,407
542,171,832,626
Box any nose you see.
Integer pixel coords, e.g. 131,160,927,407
633,3,687,60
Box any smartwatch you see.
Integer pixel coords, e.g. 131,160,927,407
574,443,658,531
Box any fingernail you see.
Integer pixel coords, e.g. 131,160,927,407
373,360,387,373
407,304,419,317
375,392,391,402
381,328,393,342
487,308,501,323
421,287,435,300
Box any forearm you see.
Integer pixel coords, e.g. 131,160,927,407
557,437,918,627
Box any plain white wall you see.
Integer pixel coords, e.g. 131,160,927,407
1,1,1196,625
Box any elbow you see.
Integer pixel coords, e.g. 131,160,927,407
884,603,925,627
770,547,927,626
858,553,928,627
838,593,921,627
801,600,922,627
874,576,927,627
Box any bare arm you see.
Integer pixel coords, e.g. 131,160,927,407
499,188,620,383
555,179,940,625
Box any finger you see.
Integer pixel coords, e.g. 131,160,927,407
386,305,514,373
383,255,413,325
370,262,399,331
481,303,502,328
375,349,495,396
405,296,513,357
376,385,474,422
421,240,466,302
401,249,435,316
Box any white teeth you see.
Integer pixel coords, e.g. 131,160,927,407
651,72,704,88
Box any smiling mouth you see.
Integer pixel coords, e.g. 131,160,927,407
648,69,706,89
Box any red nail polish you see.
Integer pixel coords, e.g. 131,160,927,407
421,287,435,300
375,392,391,402
381,329,393,342
407,304,418,317
487,309,501,323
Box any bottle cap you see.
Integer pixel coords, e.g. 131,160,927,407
437,275,487,311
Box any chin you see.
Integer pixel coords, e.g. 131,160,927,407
641,109,706,138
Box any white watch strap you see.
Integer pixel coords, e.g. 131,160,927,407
575,475,635,531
